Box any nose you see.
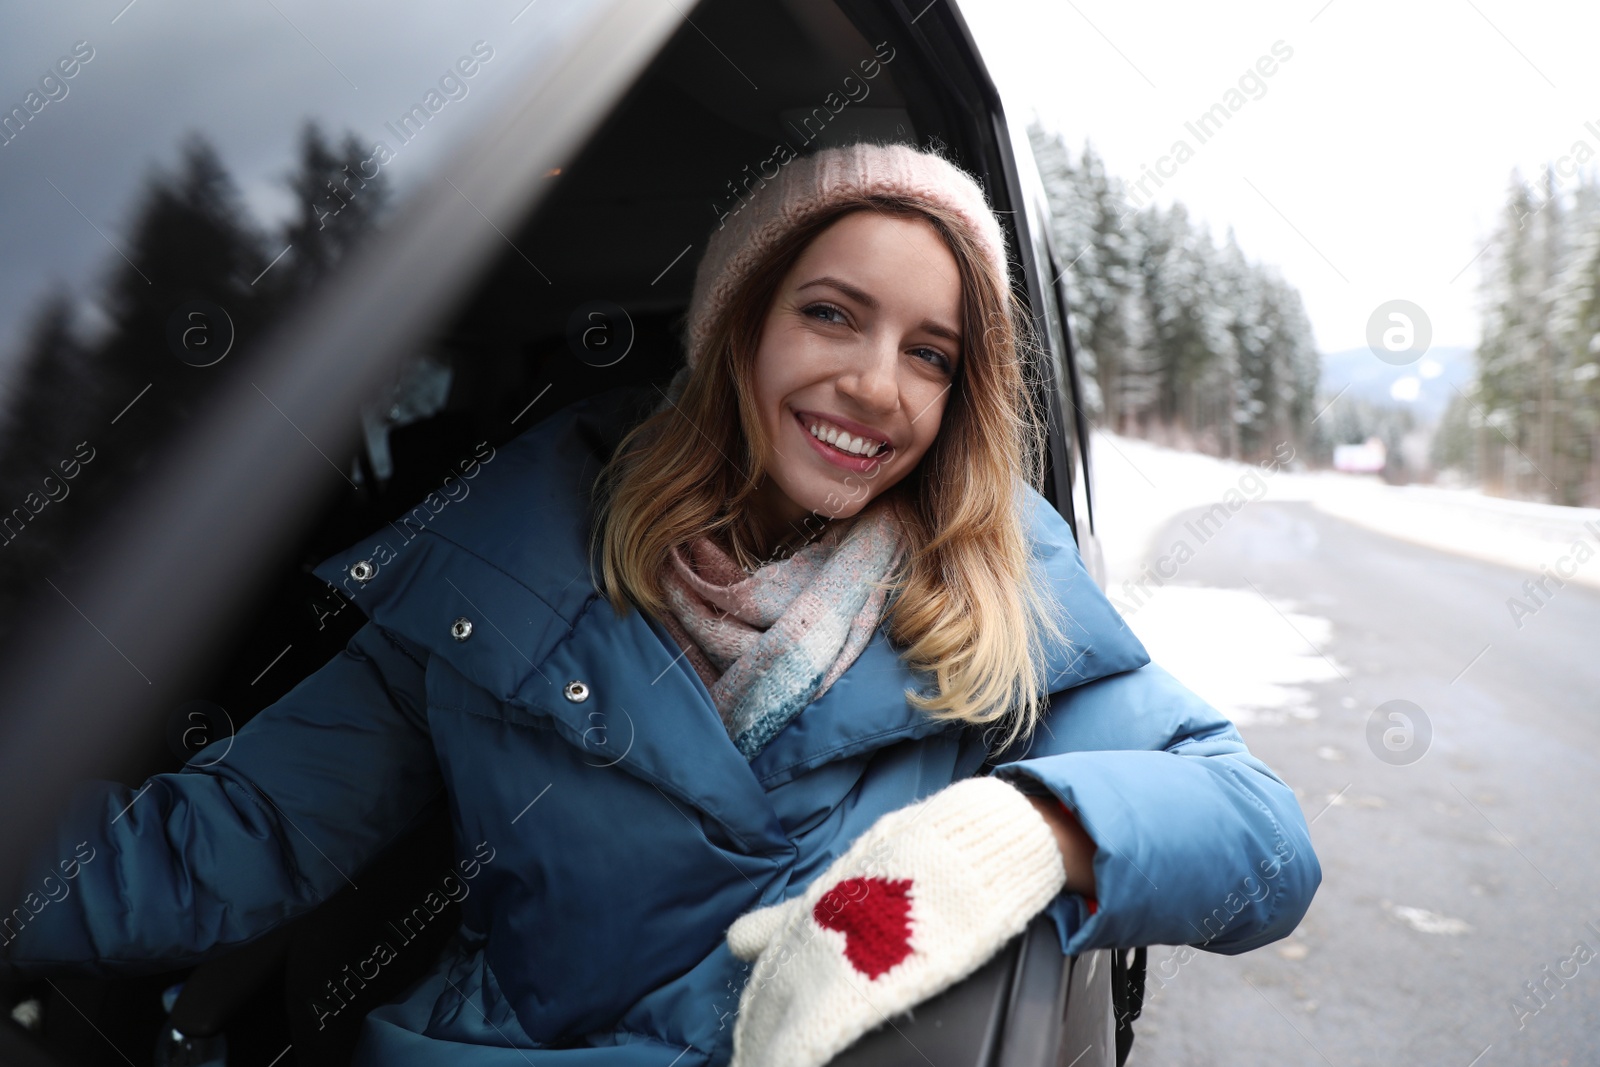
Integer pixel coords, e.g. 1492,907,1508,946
836,334,899,414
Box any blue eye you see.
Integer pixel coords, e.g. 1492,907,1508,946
802,302,848,324
912,347,952,372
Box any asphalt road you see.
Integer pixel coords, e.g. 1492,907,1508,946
1119,501,1600,1067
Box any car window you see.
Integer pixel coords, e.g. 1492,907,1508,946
0,0,695,915
0,0,602,637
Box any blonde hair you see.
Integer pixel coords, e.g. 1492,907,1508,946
589,194,1069,755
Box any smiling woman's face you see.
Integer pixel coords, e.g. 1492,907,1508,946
747,208,963,543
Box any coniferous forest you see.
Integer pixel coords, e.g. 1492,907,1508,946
1432,169,1600,505
1033,120,1600,506
1029,122,1322,466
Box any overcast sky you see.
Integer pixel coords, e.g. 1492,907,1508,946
962,0,1600,353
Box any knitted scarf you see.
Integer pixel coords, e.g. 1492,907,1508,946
658,499,908,761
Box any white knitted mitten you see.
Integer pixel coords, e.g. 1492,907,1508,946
726,775,1068,1067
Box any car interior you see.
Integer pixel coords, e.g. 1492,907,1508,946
0,0,1130,1063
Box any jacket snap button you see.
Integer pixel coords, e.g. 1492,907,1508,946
348,559,376,583
563,680,590,703
451,617,473,641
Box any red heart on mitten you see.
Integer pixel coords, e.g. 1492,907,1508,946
813,877,915,979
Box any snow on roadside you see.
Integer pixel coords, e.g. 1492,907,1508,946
1087,429,1600,593
1302,475,1600,591
1087,431,1310,591
1083,429,1600,724
1118,585,1343,726
1086,431,1336,724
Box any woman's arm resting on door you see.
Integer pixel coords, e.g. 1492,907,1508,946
990,661,1321,957
0,620,444,979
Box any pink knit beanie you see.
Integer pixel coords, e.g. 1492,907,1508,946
682,141,1011,371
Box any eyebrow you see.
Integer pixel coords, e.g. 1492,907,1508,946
796,275,962,346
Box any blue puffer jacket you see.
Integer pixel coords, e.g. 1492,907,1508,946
0,383,1319,1065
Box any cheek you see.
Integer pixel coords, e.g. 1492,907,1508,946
904,392,948,459
748,343,787,423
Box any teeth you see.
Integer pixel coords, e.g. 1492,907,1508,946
808,419,885,457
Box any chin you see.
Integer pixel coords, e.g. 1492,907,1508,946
821,495,872,520
786,479,869,522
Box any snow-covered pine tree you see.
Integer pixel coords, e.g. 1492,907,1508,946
1476,169,1559,499
1026,121,1320,457
1547,177,1600,503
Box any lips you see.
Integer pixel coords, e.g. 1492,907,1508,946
796,409,892,449
794,410,893,473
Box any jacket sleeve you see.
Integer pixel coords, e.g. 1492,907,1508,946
0,620,444,979
988,661,1321,957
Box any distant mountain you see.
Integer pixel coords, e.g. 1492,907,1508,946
1317,344,1476,425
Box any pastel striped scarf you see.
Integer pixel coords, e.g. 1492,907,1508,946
658,499,908,761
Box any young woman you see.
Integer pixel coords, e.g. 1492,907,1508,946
0,142,1319,1067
